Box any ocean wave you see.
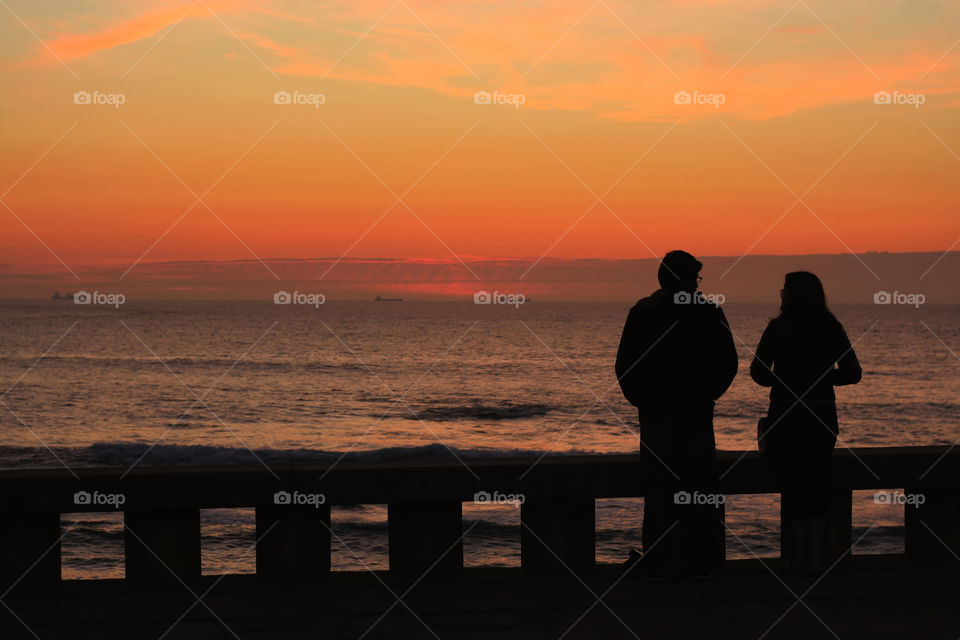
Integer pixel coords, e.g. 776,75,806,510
406,402,552,421
0,442,603,468
330,514,526,537
840,401,960,419
0,354,369,374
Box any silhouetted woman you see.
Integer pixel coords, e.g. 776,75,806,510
751,272,861,575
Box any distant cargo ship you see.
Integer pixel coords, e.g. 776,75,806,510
52,291,76,300
374,295,403,302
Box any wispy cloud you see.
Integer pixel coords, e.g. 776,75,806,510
14,0,960,120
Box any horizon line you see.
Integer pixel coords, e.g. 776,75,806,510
3,248,955,271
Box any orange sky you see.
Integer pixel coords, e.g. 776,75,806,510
1,0,959,288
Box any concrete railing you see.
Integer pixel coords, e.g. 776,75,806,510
0,446,957,590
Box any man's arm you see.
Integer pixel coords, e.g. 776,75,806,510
615,306,652,407
710,307,739,400
614,308,640,406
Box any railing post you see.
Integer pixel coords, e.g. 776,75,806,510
0,513,60,591
125,508,200,587
905,488,959,563
779,489,851,567
389,501,462,578
521,498,594,572
256,505,331,581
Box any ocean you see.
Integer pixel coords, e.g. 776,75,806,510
1,300,957,579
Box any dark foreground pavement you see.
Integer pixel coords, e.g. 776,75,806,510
1,556,957,639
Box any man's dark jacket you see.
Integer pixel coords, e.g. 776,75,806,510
615,289,738,422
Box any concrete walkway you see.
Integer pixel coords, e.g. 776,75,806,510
2,556,957,639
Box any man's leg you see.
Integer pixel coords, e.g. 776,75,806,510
640,419,679,577
641,486,674,577
681,410,720,577
685,499,718,576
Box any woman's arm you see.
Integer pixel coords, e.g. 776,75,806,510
750,322,777,387
832,325,862,386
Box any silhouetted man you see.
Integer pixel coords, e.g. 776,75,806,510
615,250,738,579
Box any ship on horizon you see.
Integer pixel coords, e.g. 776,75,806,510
374,294,403,302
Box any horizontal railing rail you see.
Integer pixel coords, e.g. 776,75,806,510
0,446,957,591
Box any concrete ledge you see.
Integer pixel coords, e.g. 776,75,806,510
0,447,957,512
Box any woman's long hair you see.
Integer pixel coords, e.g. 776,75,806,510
778,271,838,323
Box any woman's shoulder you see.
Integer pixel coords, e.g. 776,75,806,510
762,316,784,334
800,312,849,348
765,312,843,342
820,312,846,334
